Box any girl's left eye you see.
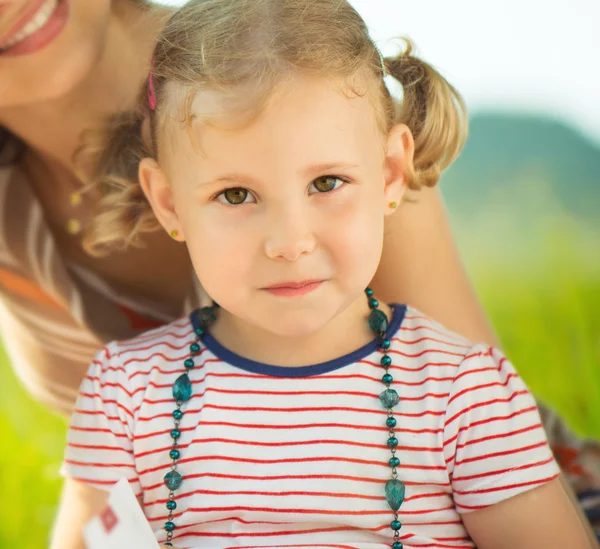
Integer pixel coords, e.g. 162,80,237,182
216,187,255,205
309,176,347,194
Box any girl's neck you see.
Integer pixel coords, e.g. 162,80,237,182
209,297,393,367
0,2,170,173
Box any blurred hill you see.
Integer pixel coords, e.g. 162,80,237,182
442,113,600,224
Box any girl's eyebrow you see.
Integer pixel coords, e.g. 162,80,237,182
198,162,360,187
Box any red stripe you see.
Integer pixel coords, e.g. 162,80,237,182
76,395,134,419
90,360,126,374
121,347,208,368
451,456,555,482
132,421,442,439
125,367,457,390
454,474,558,495
136,435,442,454
67,475,140,491
63,458,135,469
388,347,466,359
447,372,518,406
132,383,450,404
232,543,372,549
454,441,549,466
446,406,538,446
136,454,446,476
368,359,461,373
399,322,467,339
134,402,445,419
392,335,471,349
448,366,504,390
69,425,128,438
170,523,373,538
453,423,543,451
443,390,530,429
142,472,451,498
150,503,456,520
143,487,447,506
67,442,132,453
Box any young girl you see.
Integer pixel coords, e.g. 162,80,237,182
52,0,595,548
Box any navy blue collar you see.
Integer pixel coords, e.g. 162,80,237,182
190,303,407,378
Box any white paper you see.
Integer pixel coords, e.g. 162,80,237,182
84,478,161,549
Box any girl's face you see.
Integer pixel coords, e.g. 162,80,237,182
0,0,111,106
143,74,409,338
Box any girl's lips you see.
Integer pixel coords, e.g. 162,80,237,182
0,0,68,57
263,280,324,297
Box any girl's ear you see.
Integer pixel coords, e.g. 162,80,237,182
138,158,185,241
383,123,415,214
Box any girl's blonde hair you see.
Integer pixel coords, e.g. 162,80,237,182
81,0,467,256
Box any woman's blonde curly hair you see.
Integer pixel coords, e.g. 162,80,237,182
80,0,467,256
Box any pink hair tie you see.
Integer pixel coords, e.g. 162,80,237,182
148,56,157,111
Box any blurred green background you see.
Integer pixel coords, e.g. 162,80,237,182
0,111,599,548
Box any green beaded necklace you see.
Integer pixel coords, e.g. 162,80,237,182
161,288,405,548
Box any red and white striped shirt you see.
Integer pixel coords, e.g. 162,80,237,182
62,304,559,549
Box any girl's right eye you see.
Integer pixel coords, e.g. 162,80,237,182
215,187,255,205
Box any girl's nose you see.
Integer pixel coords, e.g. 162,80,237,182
263,206,316,262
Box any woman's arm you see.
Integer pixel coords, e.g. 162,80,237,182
371,186,500,346
462,477,596,549
50,479,177,549
50,479,110,549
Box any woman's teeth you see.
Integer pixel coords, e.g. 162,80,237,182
0,0,58,51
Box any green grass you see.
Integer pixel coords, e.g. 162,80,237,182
0,222,598,548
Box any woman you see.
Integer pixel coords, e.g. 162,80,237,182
0,0,598,541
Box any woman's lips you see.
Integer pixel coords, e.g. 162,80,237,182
263,280,324,297
0,0,68,57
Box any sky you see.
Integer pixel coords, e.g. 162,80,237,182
156,0,600,145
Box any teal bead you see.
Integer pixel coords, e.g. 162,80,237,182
381,338,391,350
173,373,192,402
368,309,389,334
164,521,175,532
170,429,181,439
166,500,177,511
369,298,379,309
387,436,398,448
164,470,183,490
389,456,400,467
365,288,374,297
197,306,217,329
391,520,402,531
381,355,392,367
164,544,173,547
379,388,400,409
172,409,183,420
392,542,403,549
184,358,195,369
169,449,180,460
382,373,393,385
385,478,406,511
386,417,397,428
195,328,204,338
190,343,200,354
